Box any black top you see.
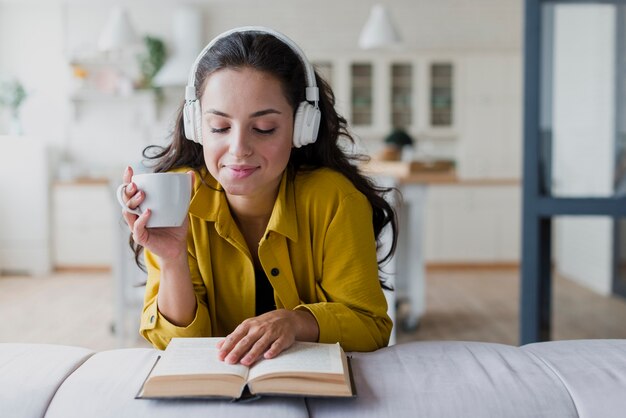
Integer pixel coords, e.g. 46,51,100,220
255,268,275,316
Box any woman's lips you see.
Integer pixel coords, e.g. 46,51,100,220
225,165,258,179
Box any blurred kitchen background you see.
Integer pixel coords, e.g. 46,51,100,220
1,0,626,350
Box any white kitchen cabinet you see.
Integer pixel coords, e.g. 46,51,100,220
424,183,521,263
0,136,51,275
52,181,115,268
310,52,522,181
309,54,459,140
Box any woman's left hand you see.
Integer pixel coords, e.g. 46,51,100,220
216,309,319,366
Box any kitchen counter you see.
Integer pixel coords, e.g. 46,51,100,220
360,159,520,335
362,159,519,185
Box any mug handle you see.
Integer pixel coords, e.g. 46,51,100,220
116,183,142,216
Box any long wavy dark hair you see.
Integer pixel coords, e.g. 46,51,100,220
132,31,398,286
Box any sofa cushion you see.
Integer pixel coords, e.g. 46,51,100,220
307,341,577,418
522,339,626,418
44,348,309,418
0,343,93,418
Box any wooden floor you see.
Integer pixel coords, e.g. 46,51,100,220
1,267,626,351
397,267,626,345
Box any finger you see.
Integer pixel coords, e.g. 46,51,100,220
216,338,225,349
240,335,273,366
217,336,235,360
122,166,134,184
218,330,247,362
121,209,138,231
224,334,258,364
123,182,137,201
187,170,196,188
221,320,261,364
126,190,144,210
218,324,249,361
132,208,151,245
264,337,292,360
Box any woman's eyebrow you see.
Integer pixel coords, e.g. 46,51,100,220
204,108,282,118
205,109,230,117
250,109,282,118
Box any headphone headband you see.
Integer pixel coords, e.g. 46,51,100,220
185,26,319,104
183,26,321,148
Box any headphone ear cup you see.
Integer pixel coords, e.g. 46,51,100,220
183,102,195,141
293,101,320,148
183,101,203,144
192,101,203,144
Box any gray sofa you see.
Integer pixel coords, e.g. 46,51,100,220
2,339,626,418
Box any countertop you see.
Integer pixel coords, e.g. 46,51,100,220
361,160,519,186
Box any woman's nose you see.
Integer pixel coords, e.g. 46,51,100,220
228,129,253,158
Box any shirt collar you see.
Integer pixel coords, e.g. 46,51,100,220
266,171,298,242
188,170,299,242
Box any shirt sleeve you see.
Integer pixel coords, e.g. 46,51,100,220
139,235,212,350
295,192,392,351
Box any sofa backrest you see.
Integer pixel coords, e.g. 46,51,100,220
2,339,626,418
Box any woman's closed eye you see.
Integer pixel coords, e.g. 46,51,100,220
208,126,276,135
254,127,276,135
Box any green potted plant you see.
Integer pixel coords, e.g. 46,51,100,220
136,35,166,96
0,79,28,135
379,128,414,161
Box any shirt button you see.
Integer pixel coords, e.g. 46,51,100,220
150,315,155,323
271,268,280,276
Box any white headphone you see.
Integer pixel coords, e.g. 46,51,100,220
183,26,321,148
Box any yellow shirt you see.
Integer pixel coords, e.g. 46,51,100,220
140,167,392,351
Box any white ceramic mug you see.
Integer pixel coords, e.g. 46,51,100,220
116,173,192,228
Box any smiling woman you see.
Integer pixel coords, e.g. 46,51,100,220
201,68,293,202
117,27,398,366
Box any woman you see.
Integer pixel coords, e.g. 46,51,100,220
120,27,397,366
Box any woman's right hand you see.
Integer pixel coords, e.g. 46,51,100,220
120,166,194,262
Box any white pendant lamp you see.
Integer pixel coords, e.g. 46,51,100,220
358,4,402,50
98,6,139,52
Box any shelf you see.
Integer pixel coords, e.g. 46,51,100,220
70,89,155,102
69,89,158,121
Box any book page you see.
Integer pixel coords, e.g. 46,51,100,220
248,342,343,381
151,337,248,379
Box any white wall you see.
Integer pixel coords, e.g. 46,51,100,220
0,3,68,147
552,4,616,295
0,0,522,178
457,53,522,179
57,0,522,54
552,5,615,198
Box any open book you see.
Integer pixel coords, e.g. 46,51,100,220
136,337,355,400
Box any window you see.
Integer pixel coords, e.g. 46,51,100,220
430,63,453,127
391,63,412,128
351,63,373,125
